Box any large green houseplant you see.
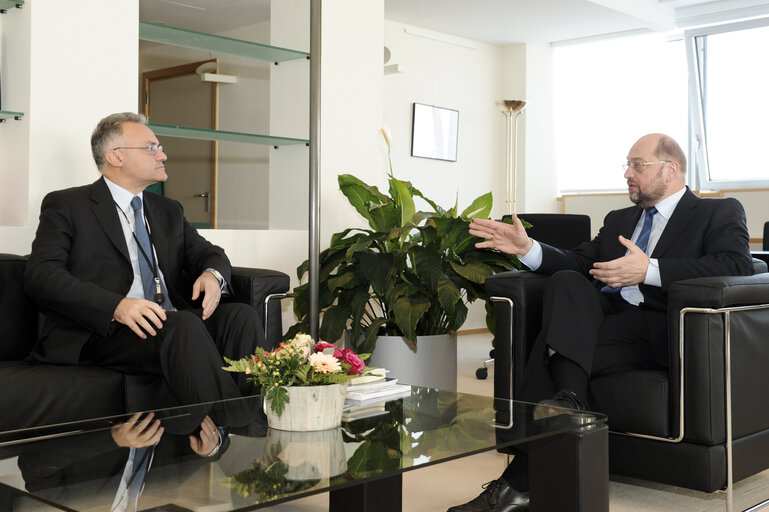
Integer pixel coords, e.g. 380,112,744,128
286,172,523,354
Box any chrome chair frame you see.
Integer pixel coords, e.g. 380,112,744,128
264,292,288,342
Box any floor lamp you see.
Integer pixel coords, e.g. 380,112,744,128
497,100,526,215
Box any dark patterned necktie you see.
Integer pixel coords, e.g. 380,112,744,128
130,196,173,310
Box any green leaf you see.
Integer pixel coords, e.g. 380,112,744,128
392,295,431,342
412,246,442,291
361,317,387,353
446,300,468,331
390,175,416,227
436,275,461,314
319,303,351,341
449,260,494,284
338,174,389,230
327,270,360,291
460,192,492,219
358,251,395,296
266,386,289,417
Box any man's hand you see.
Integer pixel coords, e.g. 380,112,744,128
469,216,533,256
113,298,167,339
589,235,649,288
111,412,164,448
189,415,220,457
192,271,221,321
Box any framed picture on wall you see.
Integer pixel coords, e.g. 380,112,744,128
411,103,459,162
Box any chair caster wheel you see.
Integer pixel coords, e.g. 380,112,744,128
476,367,488,380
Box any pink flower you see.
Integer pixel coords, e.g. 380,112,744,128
340,349,365,375
314,342,343,358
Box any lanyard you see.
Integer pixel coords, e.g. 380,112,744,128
114,201,166,306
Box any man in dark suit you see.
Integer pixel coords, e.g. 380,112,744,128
449,133,754,511
24,113,265,450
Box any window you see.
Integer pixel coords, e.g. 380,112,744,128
687,18,769,189
553,33,688,193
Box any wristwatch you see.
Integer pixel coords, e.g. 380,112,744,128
205,268,224,286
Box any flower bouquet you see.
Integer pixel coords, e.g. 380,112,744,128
223,334,371,418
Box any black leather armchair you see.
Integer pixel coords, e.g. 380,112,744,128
475,214,592,379
0,253,289,433
486,260,769,493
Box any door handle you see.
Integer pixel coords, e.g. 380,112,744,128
194,192,210,212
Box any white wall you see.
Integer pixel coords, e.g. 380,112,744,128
0,0,139,253
383,21,504,219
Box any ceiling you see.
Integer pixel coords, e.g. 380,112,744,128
139,0,769,44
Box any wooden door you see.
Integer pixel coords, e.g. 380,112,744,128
143,60,218,228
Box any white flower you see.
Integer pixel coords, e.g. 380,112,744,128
380,124,392,151
309,352,342,373
290,334,313,359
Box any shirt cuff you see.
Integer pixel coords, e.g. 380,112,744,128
205,268,231,295
518,240,543,271
645,258,661,287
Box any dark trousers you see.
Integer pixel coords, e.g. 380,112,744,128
503,271,668,490
80,303,265,429
516,270,667,404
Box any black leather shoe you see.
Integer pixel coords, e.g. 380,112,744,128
447,479,530,511
532,390,586,421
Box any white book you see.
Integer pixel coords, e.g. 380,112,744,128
345,383,412,403
348,368,388,386
346,377,399,394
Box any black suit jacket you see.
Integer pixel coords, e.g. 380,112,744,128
535,188,754,364
24,177,232,364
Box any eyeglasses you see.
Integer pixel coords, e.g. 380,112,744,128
112,144,164,155
622,160,671,172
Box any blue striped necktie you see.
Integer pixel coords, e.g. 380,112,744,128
130,196,173,310
602,206,658,295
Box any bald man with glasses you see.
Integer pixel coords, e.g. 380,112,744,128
450,133,754,512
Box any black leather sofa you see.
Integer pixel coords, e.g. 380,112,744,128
487,259,769,492
0,253,289,434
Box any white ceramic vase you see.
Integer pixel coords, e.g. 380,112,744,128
264,383,347,431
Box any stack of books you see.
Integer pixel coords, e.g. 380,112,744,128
341,369,412,421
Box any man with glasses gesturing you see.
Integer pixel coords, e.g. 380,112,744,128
24,113,264,456
449,134,754,511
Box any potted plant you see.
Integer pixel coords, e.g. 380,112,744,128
285,164,521,389
223,334,370,431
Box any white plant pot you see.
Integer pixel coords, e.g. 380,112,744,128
368,333,457,391
264,384,347,431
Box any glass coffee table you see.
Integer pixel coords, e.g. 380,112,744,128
0,386,607,512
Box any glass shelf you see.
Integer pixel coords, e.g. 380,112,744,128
0,0,23,12
148,123,308,147
0,111,24,121
139,21,309,62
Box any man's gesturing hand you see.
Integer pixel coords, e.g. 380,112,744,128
113,298,167,339
469,215,533,256
589,235,649,288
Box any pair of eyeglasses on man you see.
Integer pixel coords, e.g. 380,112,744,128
111,144,164,155
622,160,671,171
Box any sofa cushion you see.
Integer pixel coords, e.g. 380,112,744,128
0,254,38,361
0,361,126,432
590,370,669,438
